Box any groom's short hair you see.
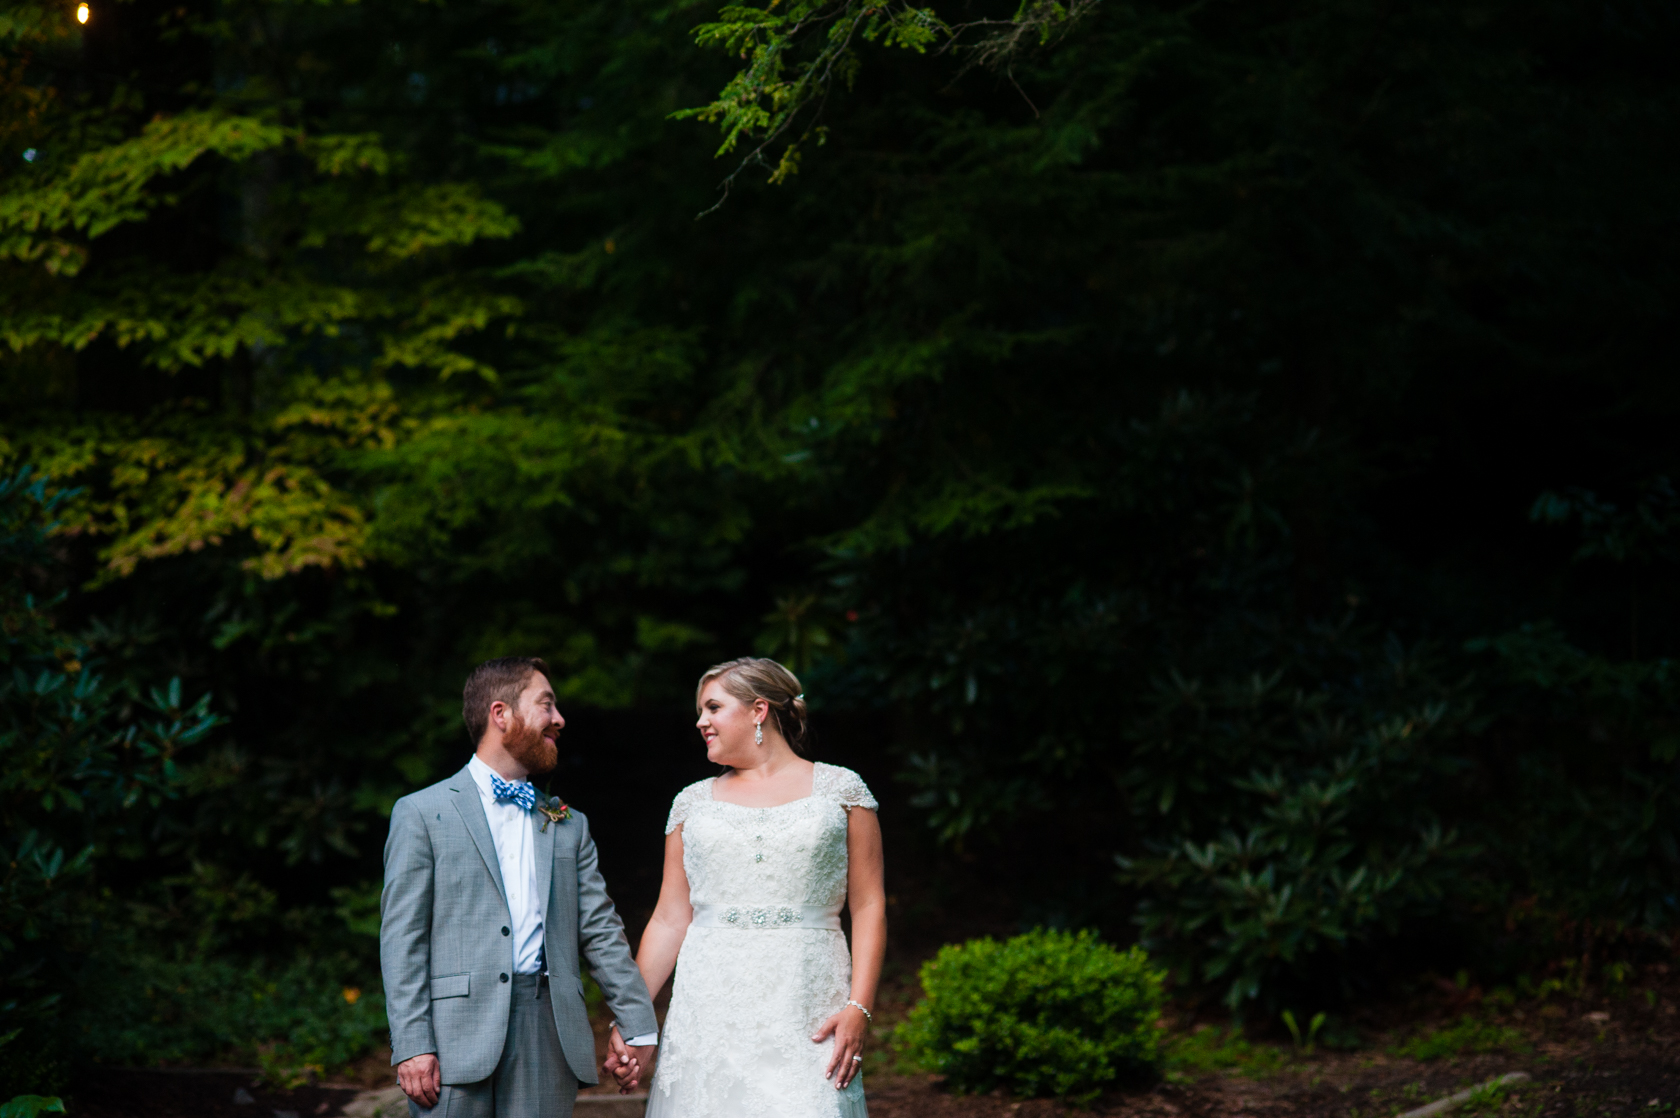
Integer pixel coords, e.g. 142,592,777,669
463,656,550,744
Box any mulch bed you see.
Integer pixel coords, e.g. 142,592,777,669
866,980,1680,1118
867,1050,1680,1118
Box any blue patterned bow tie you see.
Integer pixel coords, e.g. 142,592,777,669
490,773,537,812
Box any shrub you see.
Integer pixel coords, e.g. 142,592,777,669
894,929,1165,1102
1115,652,1467,1011
79,952,386,1083
0,469,221,1095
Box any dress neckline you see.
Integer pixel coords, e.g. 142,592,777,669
707,764,821,810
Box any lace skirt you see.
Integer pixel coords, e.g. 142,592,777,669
646,925,868,1118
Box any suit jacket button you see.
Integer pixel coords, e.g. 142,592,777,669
500,973,509,983
501,927,510,936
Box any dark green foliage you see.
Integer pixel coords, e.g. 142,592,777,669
1,0,1677,1047
1468,623,1680,935
1117,638,1467,1006
0,1098,65,1118
894,930,1164,1101
0,472,219,1093
82,953,386,1083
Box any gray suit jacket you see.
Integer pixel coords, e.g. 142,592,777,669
380,764,658,1085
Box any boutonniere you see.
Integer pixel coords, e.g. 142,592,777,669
538,796,570,832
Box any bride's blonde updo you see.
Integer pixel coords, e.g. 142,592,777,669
696,657,810,756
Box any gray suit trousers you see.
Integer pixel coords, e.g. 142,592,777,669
409,974,578,1118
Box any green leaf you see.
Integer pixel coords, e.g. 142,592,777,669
0,1097,66,1118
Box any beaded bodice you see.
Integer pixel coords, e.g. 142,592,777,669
664,763,878,909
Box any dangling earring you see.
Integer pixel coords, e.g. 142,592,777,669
755,720,763,746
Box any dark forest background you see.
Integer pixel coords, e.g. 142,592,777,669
2,0,1678,1096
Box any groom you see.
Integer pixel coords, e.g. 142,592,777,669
381,656,658,1116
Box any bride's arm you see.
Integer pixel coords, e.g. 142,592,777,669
817,805,886,1090
604,822,693,1093
844,806,887,1016
634,826,693,998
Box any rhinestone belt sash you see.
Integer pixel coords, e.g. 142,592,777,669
690,903,843,931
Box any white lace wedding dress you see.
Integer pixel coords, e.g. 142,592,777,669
645,762,875,1118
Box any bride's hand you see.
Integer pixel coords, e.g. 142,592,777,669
812,1004,868,1090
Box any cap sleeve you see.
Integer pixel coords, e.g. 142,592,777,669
665,779,714,834
816,763,878,812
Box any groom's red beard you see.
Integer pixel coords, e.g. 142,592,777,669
505,712,559,775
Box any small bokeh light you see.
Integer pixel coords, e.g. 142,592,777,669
76,3,89,22
22,149,38,163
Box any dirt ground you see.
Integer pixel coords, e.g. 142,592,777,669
864,975,1680,1118
865,1041,1680,1118
63,975,1680,1118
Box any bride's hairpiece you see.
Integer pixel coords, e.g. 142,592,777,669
795,693,804,700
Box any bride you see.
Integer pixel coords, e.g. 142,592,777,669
620,657,885,1117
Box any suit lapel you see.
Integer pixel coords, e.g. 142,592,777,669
532,803,556,912
449,765,509,910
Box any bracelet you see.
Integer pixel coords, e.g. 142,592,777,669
845,999,873,1023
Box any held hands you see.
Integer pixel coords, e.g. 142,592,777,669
397,1053,442,1108
602,1025,655,1094
812,1002,868,1090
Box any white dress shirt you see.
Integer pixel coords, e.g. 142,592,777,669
466,755,658,1046
467,755,546,975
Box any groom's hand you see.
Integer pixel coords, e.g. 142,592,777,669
603,1026,637,1092
398,1053,442,1108
603,1026,653,1093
